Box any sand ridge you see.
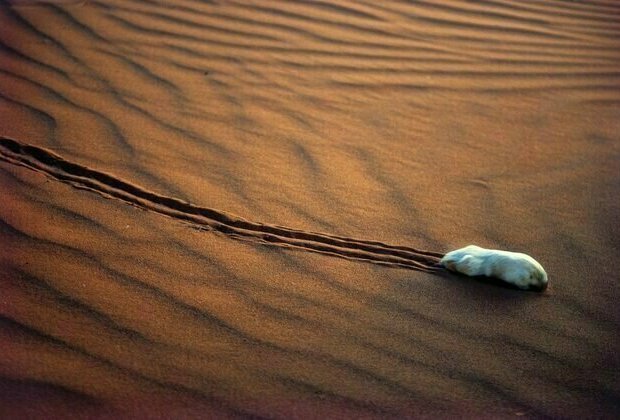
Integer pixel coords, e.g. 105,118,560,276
1,0,619,418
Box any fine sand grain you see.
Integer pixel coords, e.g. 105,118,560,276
1,0,619,418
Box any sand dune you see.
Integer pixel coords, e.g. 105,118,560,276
1,0,619,418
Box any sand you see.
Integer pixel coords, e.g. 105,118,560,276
1,0,619,418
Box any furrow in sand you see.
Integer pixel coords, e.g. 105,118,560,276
0,137,443,271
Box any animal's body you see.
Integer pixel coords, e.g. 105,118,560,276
440,245,548,291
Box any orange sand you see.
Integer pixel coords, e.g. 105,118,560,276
1,0,619,418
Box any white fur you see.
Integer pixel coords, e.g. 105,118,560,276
440,245,548,291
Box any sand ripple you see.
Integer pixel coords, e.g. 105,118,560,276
1,0,619,417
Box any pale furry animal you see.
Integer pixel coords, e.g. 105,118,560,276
440,245,548,291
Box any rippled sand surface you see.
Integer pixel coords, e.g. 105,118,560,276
1,0,619,417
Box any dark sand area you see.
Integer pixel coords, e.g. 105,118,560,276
1,0,619,418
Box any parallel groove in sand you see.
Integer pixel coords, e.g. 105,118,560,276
0,137,443,271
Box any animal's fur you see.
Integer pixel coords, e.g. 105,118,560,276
440,245,548,291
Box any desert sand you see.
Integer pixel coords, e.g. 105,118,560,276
1,0,619,418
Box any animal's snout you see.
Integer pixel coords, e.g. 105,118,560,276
529,279,548,292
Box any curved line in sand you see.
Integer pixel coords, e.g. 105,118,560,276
0,137,443,272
